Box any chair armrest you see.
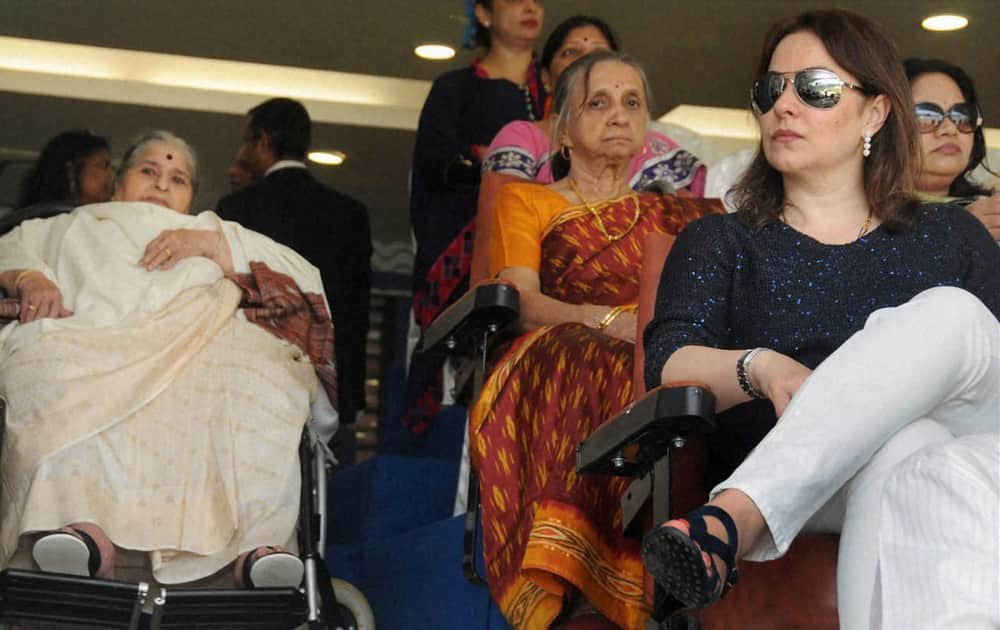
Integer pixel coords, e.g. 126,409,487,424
419,282,520,357
576,385,716,478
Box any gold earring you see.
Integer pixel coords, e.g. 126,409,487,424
560,145,571,161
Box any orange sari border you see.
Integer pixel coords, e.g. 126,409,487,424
497,500,650,630
470,324,556,439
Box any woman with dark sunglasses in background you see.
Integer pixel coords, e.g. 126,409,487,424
905,58,999,241
641,10,999,630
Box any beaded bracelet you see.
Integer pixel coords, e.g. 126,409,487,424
736,347,768,399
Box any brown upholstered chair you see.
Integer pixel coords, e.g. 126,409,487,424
580,230,839,630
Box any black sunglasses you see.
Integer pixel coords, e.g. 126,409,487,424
751,68,867,115
914,102,982,134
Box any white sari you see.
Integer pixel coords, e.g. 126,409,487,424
0,202,327,583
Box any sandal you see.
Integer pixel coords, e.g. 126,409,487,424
32,528,102,577
240,546,304,589
640,505,740,609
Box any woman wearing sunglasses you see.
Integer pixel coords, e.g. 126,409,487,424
641,10,1000,630
905,58,999,241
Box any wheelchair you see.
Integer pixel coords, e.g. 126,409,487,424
0,395,374,630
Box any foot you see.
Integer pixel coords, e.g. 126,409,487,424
32,523,115,579
641,505,739,608
234,546,303,589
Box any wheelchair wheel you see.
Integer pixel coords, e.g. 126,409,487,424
330,577,374,630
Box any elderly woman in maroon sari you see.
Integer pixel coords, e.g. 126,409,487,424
471,50,720,629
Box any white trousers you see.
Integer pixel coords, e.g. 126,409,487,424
713,287,1000,630
872,433,1000,630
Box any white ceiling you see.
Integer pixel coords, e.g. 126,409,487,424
1,0,997,248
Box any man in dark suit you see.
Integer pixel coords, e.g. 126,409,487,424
218,98,372,443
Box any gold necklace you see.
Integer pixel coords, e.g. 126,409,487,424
780,207,874,240
567,177,640,242
857,208,873,238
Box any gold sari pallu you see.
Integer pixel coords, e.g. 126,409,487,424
471,192,720,629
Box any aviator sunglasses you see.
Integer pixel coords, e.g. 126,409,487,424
914,102,982,134
751,68,867,115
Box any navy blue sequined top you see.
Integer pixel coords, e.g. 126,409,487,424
643,203,1000,479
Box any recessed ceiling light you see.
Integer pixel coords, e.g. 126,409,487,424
415,44,456,60
308,151,346,166
921,14,969,31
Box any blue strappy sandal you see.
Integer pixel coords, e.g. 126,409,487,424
640,505,740,609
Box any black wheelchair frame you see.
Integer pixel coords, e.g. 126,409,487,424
418,282,520,587
0,396,355,630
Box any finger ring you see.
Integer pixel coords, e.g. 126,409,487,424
165,248,173,257
28,304,37,311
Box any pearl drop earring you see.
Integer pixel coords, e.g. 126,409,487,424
863,133,872,158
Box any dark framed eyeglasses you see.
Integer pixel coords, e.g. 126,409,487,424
751,68,867,116
914,102,982,134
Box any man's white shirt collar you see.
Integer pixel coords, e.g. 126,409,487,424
265,160,308,176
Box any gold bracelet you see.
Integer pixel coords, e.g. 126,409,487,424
597,305,626,330
596,303,639,330
13,269,39,292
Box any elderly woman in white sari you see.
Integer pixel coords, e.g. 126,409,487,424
0,130,334,588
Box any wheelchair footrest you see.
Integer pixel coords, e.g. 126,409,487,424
153,587,308,629
0,568,309,630
0,568,150,629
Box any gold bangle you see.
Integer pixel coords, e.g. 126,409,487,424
597,305,626,330
13,270,39,292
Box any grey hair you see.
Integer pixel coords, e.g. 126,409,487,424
550,49,654,150
116,130,199,197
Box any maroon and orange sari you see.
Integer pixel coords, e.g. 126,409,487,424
470,192,718,629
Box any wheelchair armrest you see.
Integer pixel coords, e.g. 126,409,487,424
419,281,520,356
576,385,716,478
